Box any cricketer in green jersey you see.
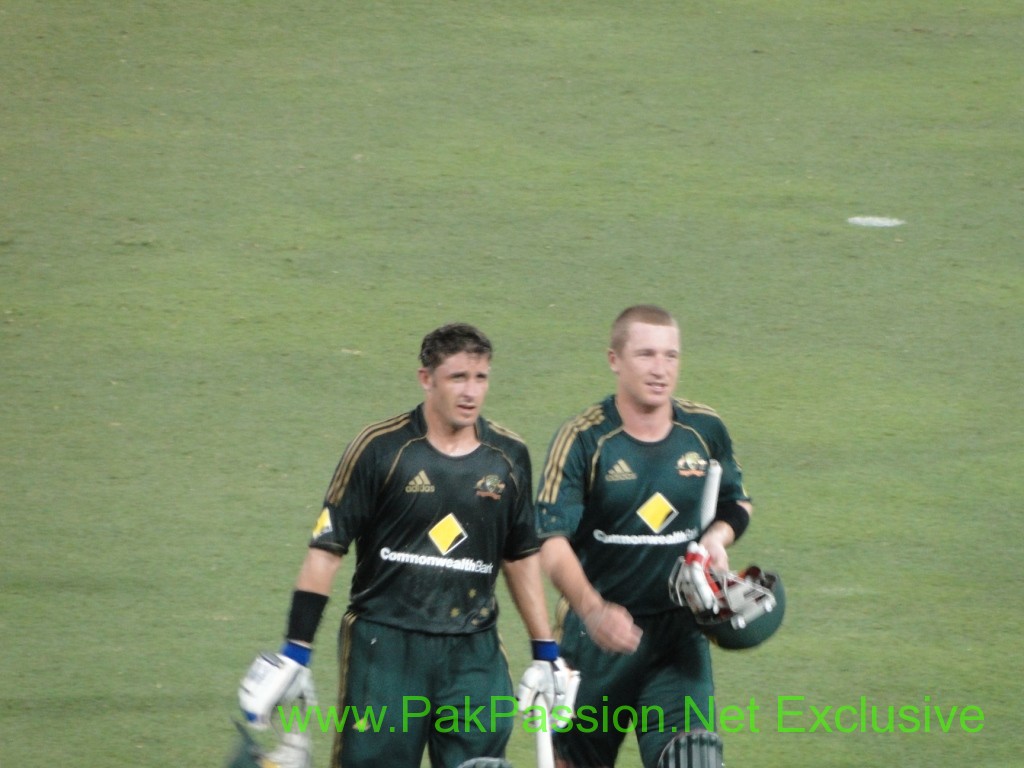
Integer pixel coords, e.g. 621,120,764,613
239,323,575,768
536,305,753,768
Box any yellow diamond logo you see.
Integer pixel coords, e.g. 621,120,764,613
636,492,678,533
429,513,468,555
312,507,333,537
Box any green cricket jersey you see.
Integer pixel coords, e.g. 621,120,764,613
309,404,537,635
536,395,750,617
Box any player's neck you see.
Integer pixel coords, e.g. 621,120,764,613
425,421,480,456
614,395,673,442
428,433,479,456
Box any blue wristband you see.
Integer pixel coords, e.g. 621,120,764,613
281,640,312,667
531,639,559,662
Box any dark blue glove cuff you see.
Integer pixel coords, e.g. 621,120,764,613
281,640,312,666
531,639,559,662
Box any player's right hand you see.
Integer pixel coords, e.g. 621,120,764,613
238,651,315,729
517,657,580,715
582,600,643,654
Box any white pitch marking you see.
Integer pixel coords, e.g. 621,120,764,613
847,216,905,227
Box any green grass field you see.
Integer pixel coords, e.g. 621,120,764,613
2,2,1021,766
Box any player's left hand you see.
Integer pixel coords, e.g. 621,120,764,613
669,542,721,616
516,641,580,714
698,534,730,571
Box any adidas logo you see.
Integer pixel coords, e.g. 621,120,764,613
405,470,436,493
605,459,637,482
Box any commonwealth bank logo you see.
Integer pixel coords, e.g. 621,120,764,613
635,492,678,534
312,507,333,538
429,513,468,555
405,470,435,493
605,459,637,482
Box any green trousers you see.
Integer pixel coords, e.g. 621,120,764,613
554,605,715,768
331,612,515,768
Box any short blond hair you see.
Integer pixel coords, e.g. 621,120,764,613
609,305,677,353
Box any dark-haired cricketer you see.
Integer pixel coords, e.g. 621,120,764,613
536,305,753,768
249,323,572,768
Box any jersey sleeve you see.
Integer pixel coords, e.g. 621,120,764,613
309,431,380,555
535,420,590,539
501,442,540,561
702,414,751,506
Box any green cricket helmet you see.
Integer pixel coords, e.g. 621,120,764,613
669,544,785,650
702,565,785,650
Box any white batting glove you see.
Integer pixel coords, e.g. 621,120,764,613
516,641,580,716
261,721,313,768
238,648,315,730
668,542,721,617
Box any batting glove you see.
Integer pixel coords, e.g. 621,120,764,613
260,724,313,768
238,642,316,729
516,640,580,716
668,542,721,617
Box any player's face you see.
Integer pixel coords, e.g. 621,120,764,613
609,321,680,412
420,351,491,432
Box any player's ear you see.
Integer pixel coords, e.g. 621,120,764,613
417,367,433,391
607,347,620,373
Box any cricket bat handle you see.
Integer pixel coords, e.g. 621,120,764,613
699,460,722,534
535,699,555,768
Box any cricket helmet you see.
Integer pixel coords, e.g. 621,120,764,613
669,543,785,650
701,566,785,650
657,730,724,768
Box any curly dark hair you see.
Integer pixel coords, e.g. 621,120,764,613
418,323,493,371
